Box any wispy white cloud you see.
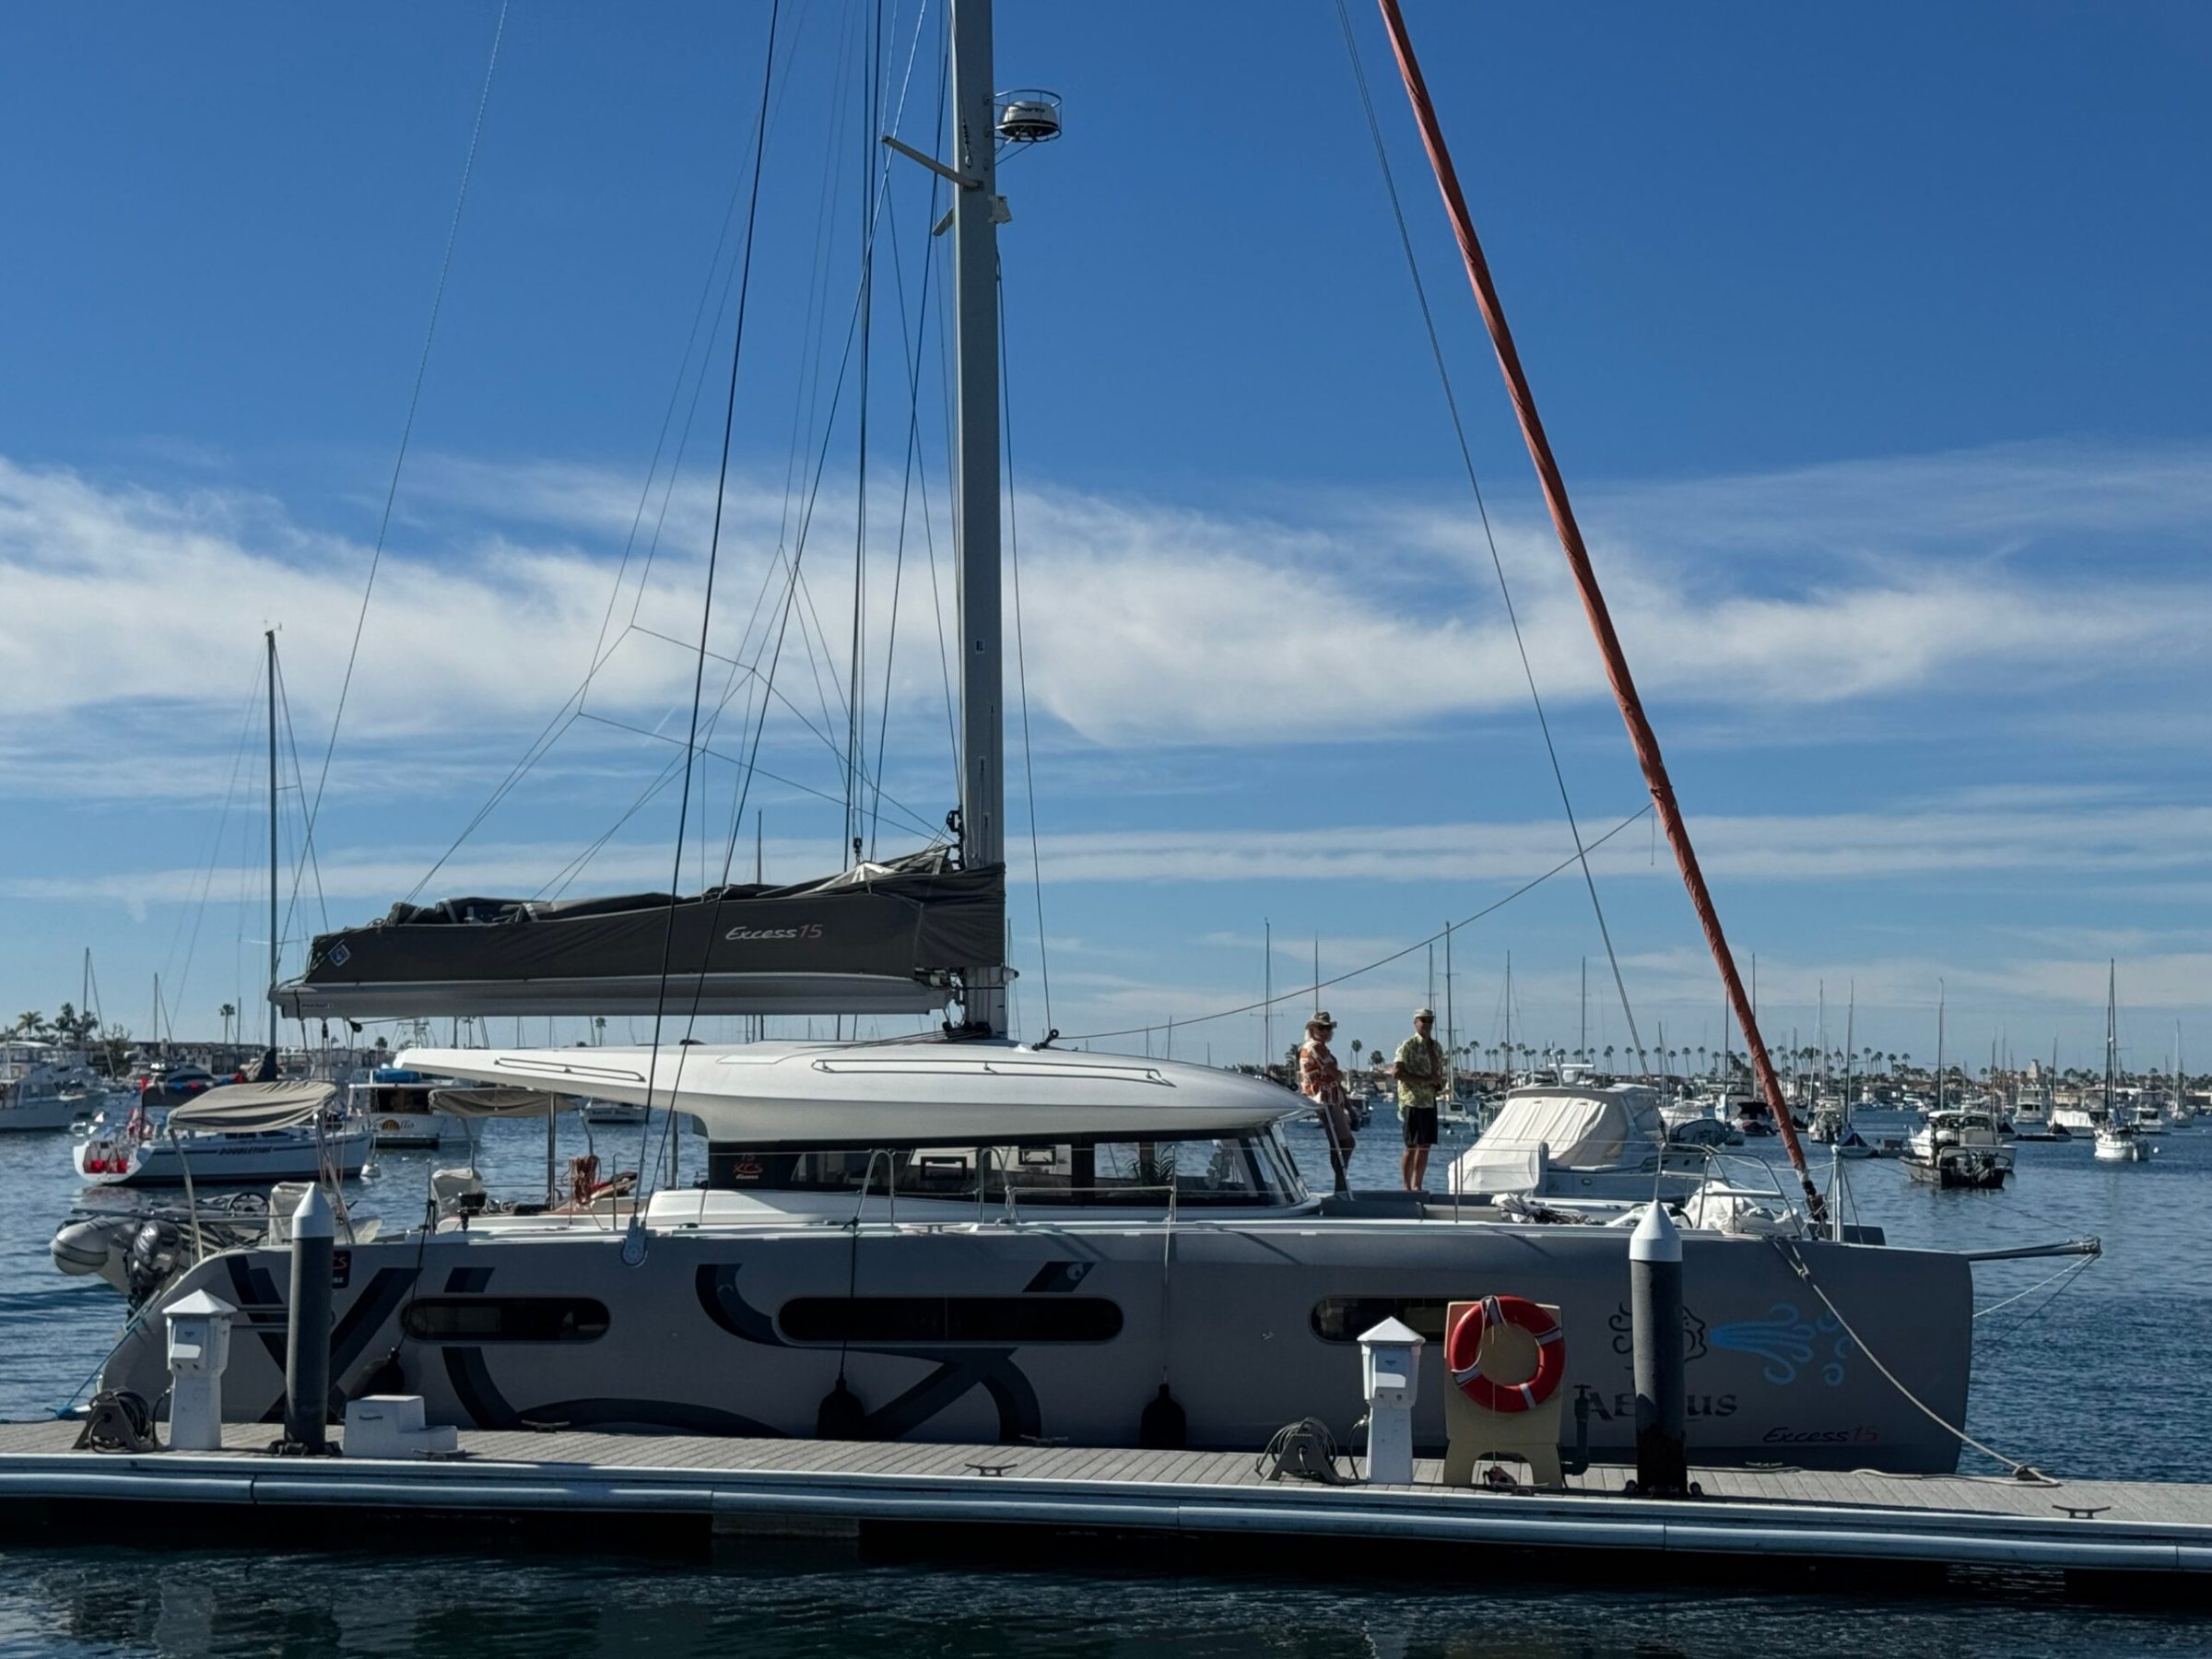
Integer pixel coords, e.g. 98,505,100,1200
6,435,2210,780
17,784,2205,907
1030,788,2212,887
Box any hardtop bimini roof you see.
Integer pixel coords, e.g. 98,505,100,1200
398,1038,1303,1147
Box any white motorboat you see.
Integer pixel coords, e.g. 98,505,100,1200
75,1081,371,1187
2093,1119,2148,1162
1902,1111,2014,1190
0,1041,120,1132
2010,1093,2068,1141
1447,1082,1710,1202
580,1098,649,1126
354,1066,472,1148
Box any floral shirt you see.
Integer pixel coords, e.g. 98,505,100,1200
1394,1034,1446,1111
1299,1039,1347,1109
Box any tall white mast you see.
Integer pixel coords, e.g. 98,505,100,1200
949,0,1006,1035
2105,959,2118,1112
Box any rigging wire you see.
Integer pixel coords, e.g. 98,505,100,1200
998,271,1053,1034
638,0,949,1114
1064,802,1653,1043
597,9,812,679
843,0,885,861
273,645,328,940
163,657,265,1030
402,0,942,924
406,10,816,909
635,0,782,1196
573,708,943,842
300,1,510,895
868,91,957,852
1777,1239,2052,1481
1332,0,1646,1065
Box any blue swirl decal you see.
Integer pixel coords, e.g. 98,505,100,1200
1710,1302,1852,1387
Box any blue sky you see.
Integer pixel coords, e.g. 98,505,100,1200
3,2,2208,1073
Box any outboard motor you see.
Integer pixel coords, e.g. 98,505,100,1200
125,1218,183,1307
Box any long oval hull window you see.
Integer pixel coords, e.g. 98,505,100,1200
777,1296,1123,1345
401,1298,611,1342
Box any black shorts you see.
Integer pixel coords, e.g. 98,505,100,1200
1403,1106,1439,1148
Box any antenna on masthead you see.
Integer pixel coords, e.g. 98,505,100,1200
994,89,1063,145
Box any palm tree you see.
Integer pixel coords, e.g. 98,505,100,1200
12,1011,45,1041
219,1003,237,1046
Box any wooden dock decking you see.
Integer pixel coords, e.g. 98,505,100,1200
0,1418,2206,1592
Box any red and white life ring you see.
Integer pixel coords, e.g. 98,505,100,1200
1445,1294,1565,1413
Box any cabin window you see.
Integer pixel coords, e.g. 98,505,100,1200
1310,1297,1453,1345
707,1129,1307,1207
401,1297,610,1342
777,1296,1124,1345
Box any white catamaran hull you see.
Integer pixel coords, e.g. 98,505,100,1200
110,1218,1972,1474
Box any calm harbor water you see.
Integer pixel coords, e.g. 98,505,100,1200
0,1106,2206,1656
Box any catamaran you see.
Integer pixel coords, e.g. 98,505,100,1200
87,0,2089,1474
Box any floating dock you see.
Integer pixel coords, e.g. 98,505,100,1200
1,1419,2206,1596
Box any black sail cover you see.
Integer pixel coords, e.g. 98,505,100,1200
272,850,1003,1020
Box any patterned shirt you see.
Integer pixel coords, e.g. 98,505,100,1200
1299,1039,1347,1109
1394,1034,1447,1111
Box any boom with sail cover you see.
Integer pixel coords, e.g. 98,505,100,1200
272,849,1003,1020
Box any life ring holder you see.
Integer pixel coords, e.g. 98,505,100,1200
1444,1293,1565,1413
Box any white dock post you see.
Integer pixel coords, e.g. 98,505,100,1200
1358,1316,1425,1485
162,1289,238,1452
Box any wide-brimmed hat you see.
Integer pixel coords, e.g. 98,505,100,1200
1413,1006,1436,1021
1307,1010,1335,1030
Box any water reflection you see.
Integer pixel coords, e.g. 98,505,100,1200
3,1547,2209,1659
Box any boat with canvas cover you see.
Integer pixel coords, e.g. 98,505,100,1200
74,1080,370,1187
1445,1082,1709,1202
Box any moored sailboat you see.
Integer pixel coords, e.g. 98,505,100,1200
87,0,2054,1477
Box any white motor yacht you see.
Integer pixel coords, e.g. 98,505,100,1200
1903,1110,2014,1190
0,1041,121,1132
2093,1117,2148,1162
353,1066,472,1149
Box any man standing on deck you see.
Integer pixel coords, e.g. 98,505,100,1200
1394,1007,1445,1192
1299,1012,1356,1196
